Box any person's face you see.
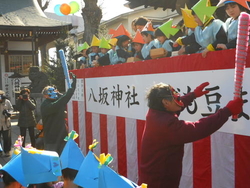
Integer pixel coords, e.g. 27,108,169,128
156,36,167,44
225,3,241,20
142,34,152,44
100,48,108,54
91,46,99,53
133,43,143,52
22,92,29,100
162,99,182,112
23,92,29,96
193,14,203,26
111,45,116,50
81,49,87,56
135,25,145,32
122,40,130,48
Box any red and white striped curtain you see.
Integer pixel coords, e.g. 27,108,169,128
68,49,250,187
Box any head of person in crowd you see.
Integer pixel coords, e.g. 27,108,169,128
60,131,85,188
181,5,198,33
78,42,90,57
154,19,180,44
90,35,100,54
141,22,155,44
223,0,249,20
108,38,118,51
133,16,151,32
191,9,205,26
19,88,30,101
191,0,217,26
0,90,7,103
110,23,132,48
0,170,24,188
154,28,168,44
116,35,131,49
146,82,184,112
99,38,111,55
132,30,145,53
42,86,60,101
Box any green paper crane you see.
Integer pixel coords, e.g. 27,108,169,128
99,38,111,49
77,42,90,52
192,0,217,24
158,19,179,38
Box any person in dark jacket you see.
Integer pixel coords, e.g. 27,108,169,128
0,90,13,157
16,88,37,147
138,82,243,188
40,73,76,155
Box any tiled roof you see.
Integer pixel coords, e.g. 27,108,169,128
0,0,71,28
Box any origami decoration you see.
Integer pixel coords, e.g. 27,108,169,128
110,24,131,38
181,5,198,28
21,148,62,184
132,30,145,44
142,21,155,32
158,19,180,38
108,38,118,46
217,0,250,9
1,154,28,187
78,42,90,52
91,35,101,47
99,38,111,49
60,131,85,170
192,0,217,24
73,151,100,188
98,165,138,188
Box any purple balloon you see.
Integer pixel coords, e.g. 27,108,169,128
54,4,64,16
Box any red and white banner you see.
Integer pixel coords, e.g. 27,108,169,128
68,49,250,187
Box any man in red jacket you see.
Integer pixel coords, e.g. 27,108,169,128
138,82,243,188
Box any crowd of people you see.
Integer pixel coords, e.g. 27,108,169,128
77,0,249,68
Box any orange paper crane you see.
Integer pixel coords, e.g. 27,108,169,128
110,24,131,38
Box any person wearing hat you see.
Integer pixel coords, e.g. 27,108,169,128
217,0,250,50
141,21,160,60
40,73,77,155
131,30,145,60
96,38,118,66
92,38,111,67
60,131,85,188
98,38,111,58
107,38,118,64
154,19,181,57
88,35,101,67
138,82,243,187
0,90,13,157
110,24,133,64
77,42,90,69
173,0,227,58
0,171,23,188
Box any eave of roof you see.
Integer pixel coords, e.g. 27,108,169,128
125,0,177,11
0,0,72,29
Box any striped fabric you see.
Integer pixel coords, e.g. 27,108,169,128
68,49,250,187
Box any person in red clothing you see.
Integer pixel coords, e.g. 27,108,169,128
138,82,243,188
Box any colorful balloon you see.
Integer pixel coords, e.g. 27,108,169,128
54,4,64,16
69,1,80,14
60,3,71,15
